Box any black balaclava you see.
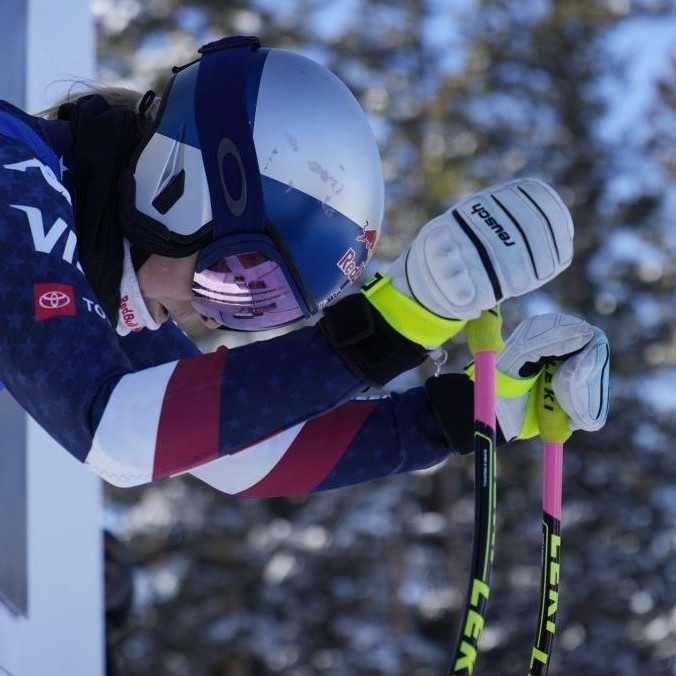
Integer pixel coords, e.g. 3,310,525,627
57,93,153,322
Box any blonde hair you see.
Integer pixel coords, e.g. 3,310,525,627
39,81,152,120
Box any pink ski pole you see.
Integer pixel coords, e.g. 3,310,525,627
450,308,503,675
528,360,571,675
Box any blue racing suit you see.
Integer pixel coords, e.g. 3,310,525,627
0,100,459,495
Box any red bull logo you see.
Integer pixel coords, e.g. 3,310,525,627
337,221,378,283
355,220,377,255
337,248,365,282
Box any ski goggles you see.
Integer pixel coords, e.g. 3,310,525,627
191,251,305,331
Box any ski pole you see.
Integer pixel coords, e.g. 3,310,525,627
450,308,503,675
528,360,571,675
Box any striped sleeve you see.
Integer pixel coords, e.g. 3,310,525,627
189,387,454,497
86,327,370,486
87,330,458,491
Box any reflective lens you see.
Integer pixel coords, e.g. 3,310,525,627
192,252,304,330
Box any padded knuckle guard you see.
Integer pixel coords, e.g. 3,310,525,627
319,293,427,387
401,178,574,319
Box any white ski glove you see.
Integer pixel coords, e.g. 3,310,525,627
494,313,610,441
364,178,573,348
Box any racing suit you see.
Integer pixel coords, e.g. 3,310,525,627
0,100,474,496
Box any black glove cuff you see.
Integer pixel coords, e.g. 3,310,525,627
425,373,507,454
319,293,427,387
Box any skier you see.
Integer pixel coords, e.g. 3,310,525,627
0,36,609,495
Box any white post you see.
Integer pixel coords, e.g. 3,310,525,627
0,1,104,675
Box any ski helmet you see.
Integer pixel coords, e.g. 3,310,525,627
120,36,384,331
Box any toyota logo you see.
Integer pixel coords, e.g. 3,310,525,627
39,291,71,309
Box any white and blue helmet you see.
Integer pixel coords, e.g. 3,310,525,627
120,36,384,330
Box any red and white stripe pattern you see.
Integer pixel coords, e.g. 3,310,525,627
191,400,376,496
86,347,376,493
86,349,228,487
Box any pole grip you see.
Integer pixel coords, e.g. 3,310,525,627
474,350,496,427
537,361,572,445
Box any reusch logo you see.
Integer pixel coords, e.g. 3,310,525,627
470,203,516,247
